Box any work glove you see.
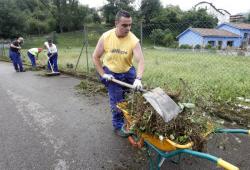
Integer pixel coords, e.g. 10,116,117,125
102,73,114,81
133,78,143,90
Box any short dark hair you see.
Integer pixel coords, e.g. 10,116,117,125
48,39,52,44
115,10,131,21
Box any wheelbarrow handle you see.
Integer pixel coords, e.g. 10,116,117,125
217,158,239,170
111,78,147,92
215,128,250,135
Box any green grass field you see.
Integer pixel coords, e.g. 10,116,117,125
143,49,250,102
22,46,249,103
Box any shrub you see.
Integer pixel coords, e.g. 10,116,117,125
204,44,212,49
194,44,201,49
179,44,192,49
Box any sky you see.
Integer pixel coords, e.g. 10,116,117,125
79,0,250,15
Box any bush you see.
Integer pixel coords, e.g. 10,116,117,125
204,44,212,49
169,41,179,48
150,29,165,45
150,29,175,47
194,44,201,49
163,33,175,47
179,44,192,49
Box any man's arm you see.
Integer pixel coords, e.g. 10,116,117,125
10,42,21,50
92,38,105,76
133,42,144,79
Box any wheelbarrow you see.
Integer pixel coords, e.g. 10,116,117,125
117,102,250,170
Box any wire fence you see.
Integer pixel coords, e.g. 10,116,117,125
1,21,250,101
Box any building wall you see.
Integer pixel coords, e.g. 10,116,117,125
178,29,241,48
217,24,241,36
204,37,241,48
218,24,250,46
241,30,250,46
178,30,203,47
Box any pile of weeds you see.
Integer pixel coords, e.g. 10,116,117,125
75,79,107,96
207,101,250,127
122,88,216,151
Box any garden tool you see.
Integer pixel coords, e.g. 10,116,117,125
111,78,182,122
45,55,60,76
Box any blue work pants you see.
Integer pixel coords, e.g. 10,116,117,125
100,66,136,130
9,50,24,72
27,52,36,67
48,53,58,72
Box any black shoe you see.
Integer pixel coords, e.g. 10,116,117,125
15,70,20,72
20,70,26,72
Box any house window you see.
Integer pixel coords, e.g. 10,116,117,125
243,33,248,39
218,41,223,49
208,41,215,46
227,41,234,47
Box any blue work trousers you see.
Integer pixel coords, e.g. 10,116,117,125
9,50,24,72
100,66,136,130
48,53,58,72
27,52,36,67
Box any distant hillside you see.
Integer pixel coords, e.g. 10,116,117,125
22,24,111,49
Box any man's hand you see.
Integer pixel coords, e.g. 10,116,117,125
133,78,142,90
102,73,114,81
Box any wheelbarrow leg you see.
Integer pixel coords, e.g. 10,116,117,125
158,152,182,168
158,155,165,168
145,142,156,170
157,154,163,170
170,153,182,164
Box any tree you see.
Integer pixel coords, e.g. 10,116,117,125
140,0,162,24
149,29,165,45
151,5,183,26
150,5,183,36
0,0,26,38
91,9,102,24
247,13,250,23
102,0,135,26
149,28,175,47
181,8,218,29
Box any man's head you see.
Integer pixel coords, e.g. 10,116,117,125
48,39,53,47
38,48,43,53
115,10,132,38
17,37,24,44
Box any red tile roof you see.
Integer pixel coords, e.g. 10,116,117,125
226,23,250,29
190,28,240,37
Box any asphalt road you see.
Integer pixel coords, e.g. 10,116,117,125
0,62,249,170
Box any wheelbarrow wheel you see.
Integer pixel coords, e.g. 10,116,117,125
128,134,144,148
121,123,144,148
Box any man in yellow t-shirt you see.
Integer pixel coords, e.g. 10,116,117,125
92,10,145,137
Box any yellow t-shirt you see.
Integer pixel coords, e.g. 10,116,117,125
101,28,139,73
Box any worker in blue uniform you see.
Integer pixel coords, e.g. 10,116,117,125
9,37,25,72
27,47,43,69
44,39,58,72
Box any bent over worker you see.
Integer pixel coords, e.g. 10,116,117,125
44,39,58,72
9,37,25,72
27,48,43,69
92,10,144,137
